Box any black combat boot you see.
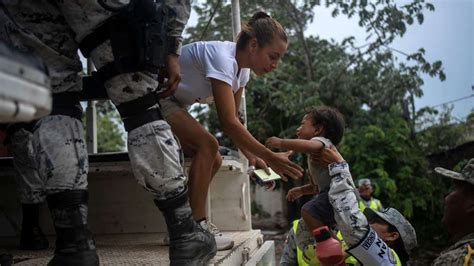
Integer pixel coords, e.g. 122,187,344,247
154,188,217,266
46,190,99,266
19,203,49,250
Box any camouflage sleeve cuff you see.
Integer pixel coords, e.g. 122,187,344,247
164,0,190,55
328,161,349,176
167,37,182,56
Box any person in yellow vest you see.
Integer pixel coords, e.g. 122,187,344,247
280,219,358,266
357,178,383,212
280,219,318,266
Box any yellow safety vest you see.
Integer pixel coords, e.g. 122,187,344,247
392,248,402,266
336,231,360,266
293,220,311,266
292,221,359,266
358,198,383,212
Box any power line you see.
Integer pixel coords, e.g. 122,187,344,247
199,0,223,41
431,94,474,108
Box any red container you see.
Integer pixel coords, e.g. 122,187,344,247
313,226,345,266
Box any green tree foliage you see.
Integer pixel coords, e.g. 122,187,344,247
82,100,126,153
340,108,444,237
188,0,445,136
416,107,474,154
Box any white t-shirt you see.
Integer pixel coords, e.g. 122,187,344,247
173,41,251,106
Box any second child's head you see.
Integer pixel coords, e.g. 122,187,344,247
296,106,345,145
237,11,288,76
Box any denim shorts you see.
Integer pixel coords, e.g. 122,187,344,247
159,96,190,119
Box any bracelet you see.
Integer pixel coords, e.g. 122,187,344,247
247,165,256,175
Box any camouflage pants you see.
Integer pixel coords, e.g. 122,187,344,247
10,116,88,204
2,0,187,202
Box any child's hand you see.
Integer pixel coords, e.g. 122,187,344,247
265,136,283,148
287,187,303,202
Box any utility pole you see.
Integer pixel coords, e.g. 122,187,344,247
86,60,97,154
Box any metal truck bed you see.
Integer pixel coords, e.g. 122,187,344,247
0,152,275,265
0,230,275,265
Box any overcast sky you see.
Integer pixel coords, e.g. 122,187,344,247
187,0,473,120
305,0,473,120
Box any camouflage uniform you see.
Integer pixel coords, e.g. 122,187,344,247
1,0,90,228
433,159,474,266
434,158,474,187
10,117,88,204
328,161,417,265
281,219,319,266
432,233,474,266
2,0,191,204
2,1,217,264
1,1,98,260
280,223,299,266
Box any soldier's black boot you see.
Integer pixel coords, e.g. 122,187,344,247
154,188,217,266
46,190,99,266
19,203,49,250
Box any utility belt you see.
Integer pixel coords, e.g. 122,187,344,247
79,85,165,132
7,89,163,136
117,92,164,132
51,92,83,120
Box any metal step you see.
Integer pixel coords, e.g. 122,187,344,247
0,230,274,265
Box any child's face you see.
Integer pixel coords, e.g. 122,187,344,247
296,114,318,139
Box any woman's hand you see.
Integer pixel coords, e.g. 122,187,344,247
266,151,303,181
286,187,303,202
248,156,270,175
265,136,283,149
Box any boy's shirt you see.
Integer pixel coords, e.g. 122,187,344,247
307,136,333,192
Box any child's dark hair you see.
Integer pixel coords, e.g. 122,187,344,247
236,11,287,50
306,106,345,145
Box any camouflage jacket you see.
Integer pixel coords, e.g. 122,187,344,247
432,233,474,266
163,0,191,55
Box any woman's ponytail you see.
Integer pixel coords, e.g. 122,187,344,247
247,11,270,26
237,11,287,50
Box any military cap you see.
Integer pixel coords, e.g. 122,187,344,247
435,158,474,185
364,207,418,254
